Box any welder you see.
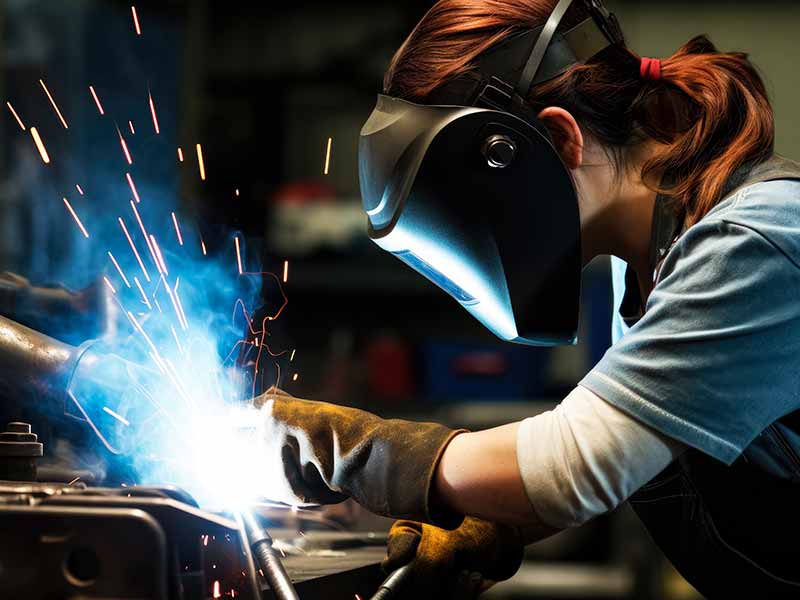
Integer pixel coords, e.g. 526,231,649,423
259,0,800,597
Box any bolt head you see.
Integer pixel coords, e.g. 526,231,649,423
482,134,517,169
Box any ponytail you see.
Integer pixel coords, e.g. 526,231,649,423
639,36,774,225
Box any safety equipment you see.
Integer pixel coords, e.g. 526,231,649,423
359,0,624,345
381,518,525,600
256,388,466,528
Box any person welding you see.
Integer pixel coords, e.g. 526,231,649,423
258,0,800,597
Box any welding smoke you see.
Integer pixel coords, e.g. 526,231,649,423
1,6,300,509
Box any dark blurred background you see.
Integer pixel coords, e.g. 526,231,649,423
1,1,798,598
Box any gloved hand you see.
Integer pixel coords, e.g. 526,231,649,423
382,517,525,599
255,388,466,527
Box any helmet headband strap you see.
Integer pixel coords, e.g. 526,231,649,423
515,0,577,96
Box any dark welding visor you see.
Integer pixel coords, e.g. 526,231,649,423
358,0,623,345
360,96,581,345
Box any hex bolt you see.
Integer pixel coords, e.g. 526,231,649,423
0,421,43,481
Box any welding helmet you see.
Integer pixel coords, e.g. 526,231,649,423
359,0,624,345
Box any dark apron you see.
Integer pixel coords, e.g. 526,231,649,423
625,156,800,598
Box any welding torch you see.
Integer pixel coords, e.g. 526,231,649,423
369,563,413,600
241,509,300,600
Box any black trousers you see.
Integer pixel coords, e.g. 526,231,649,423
630,451,800,599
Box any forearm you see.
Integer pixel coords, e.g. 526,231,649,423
432,386,686,535
433,424,559,540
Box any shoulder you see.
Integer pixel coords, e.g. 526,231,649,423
659,178,800,284
700,178,800,269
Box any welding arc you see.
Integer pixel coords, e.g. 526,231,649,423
241,510,299,600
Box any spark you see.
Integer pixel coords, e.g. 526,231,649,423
292,373,299,382
108,251,132,288
203,534,209,546
213,579,221,598
173,279,190,330
68,476,81,486
147,350,167,375
131,6,142,35
76,184,84,195
88,86,105,115
234,236,243,275
118,127,133,165
282,260,289,283
201,239,207,256
63,197,89,238
39,79,69,129
148,90,160,134
324,136,332,175
196,143,206,181
170,325,185,354
355,595,363,600
103,405,130,427
127,311,163,363
131,201,159,268
133,276,152,309
171,212,184,245
235,189,240,197
126,172,141,203
6,101,25,130
102,276,117,295
177,147,184,162
150,234,169,275
119,217,151,282
128,120,135,135
290,349,296,362
153,296,163,313
162,275,187,330
30,127,50,164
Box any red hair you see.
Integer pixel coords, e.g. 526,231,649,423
384,1,775,226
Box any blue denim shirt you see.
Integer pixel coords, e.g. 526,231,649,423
581,179,800,464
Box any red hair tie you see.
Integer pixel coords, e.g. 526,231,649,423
640,57,662,81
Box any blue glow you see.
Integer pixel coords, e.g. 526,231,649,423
373,209,519,342
9,76,286,510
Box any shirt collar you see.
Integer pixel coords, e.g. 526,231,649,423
618,195,682,328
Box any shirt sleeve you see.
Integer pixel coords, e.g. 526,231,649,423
582,217,800,464
516,385,684,528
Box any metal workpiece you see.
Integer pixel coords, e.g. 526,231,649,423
0,483,251,600
0,273,117,345
0,421,43,481
0,315,87,409
0,480,387,599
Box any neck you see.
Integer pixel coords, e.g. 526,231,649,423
576,147,658,279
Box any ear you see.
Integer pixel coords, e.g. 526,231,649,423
536,107,584,170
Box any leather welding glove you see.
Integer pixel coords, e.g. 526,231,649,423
255,388,466,527
382,517,525,599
